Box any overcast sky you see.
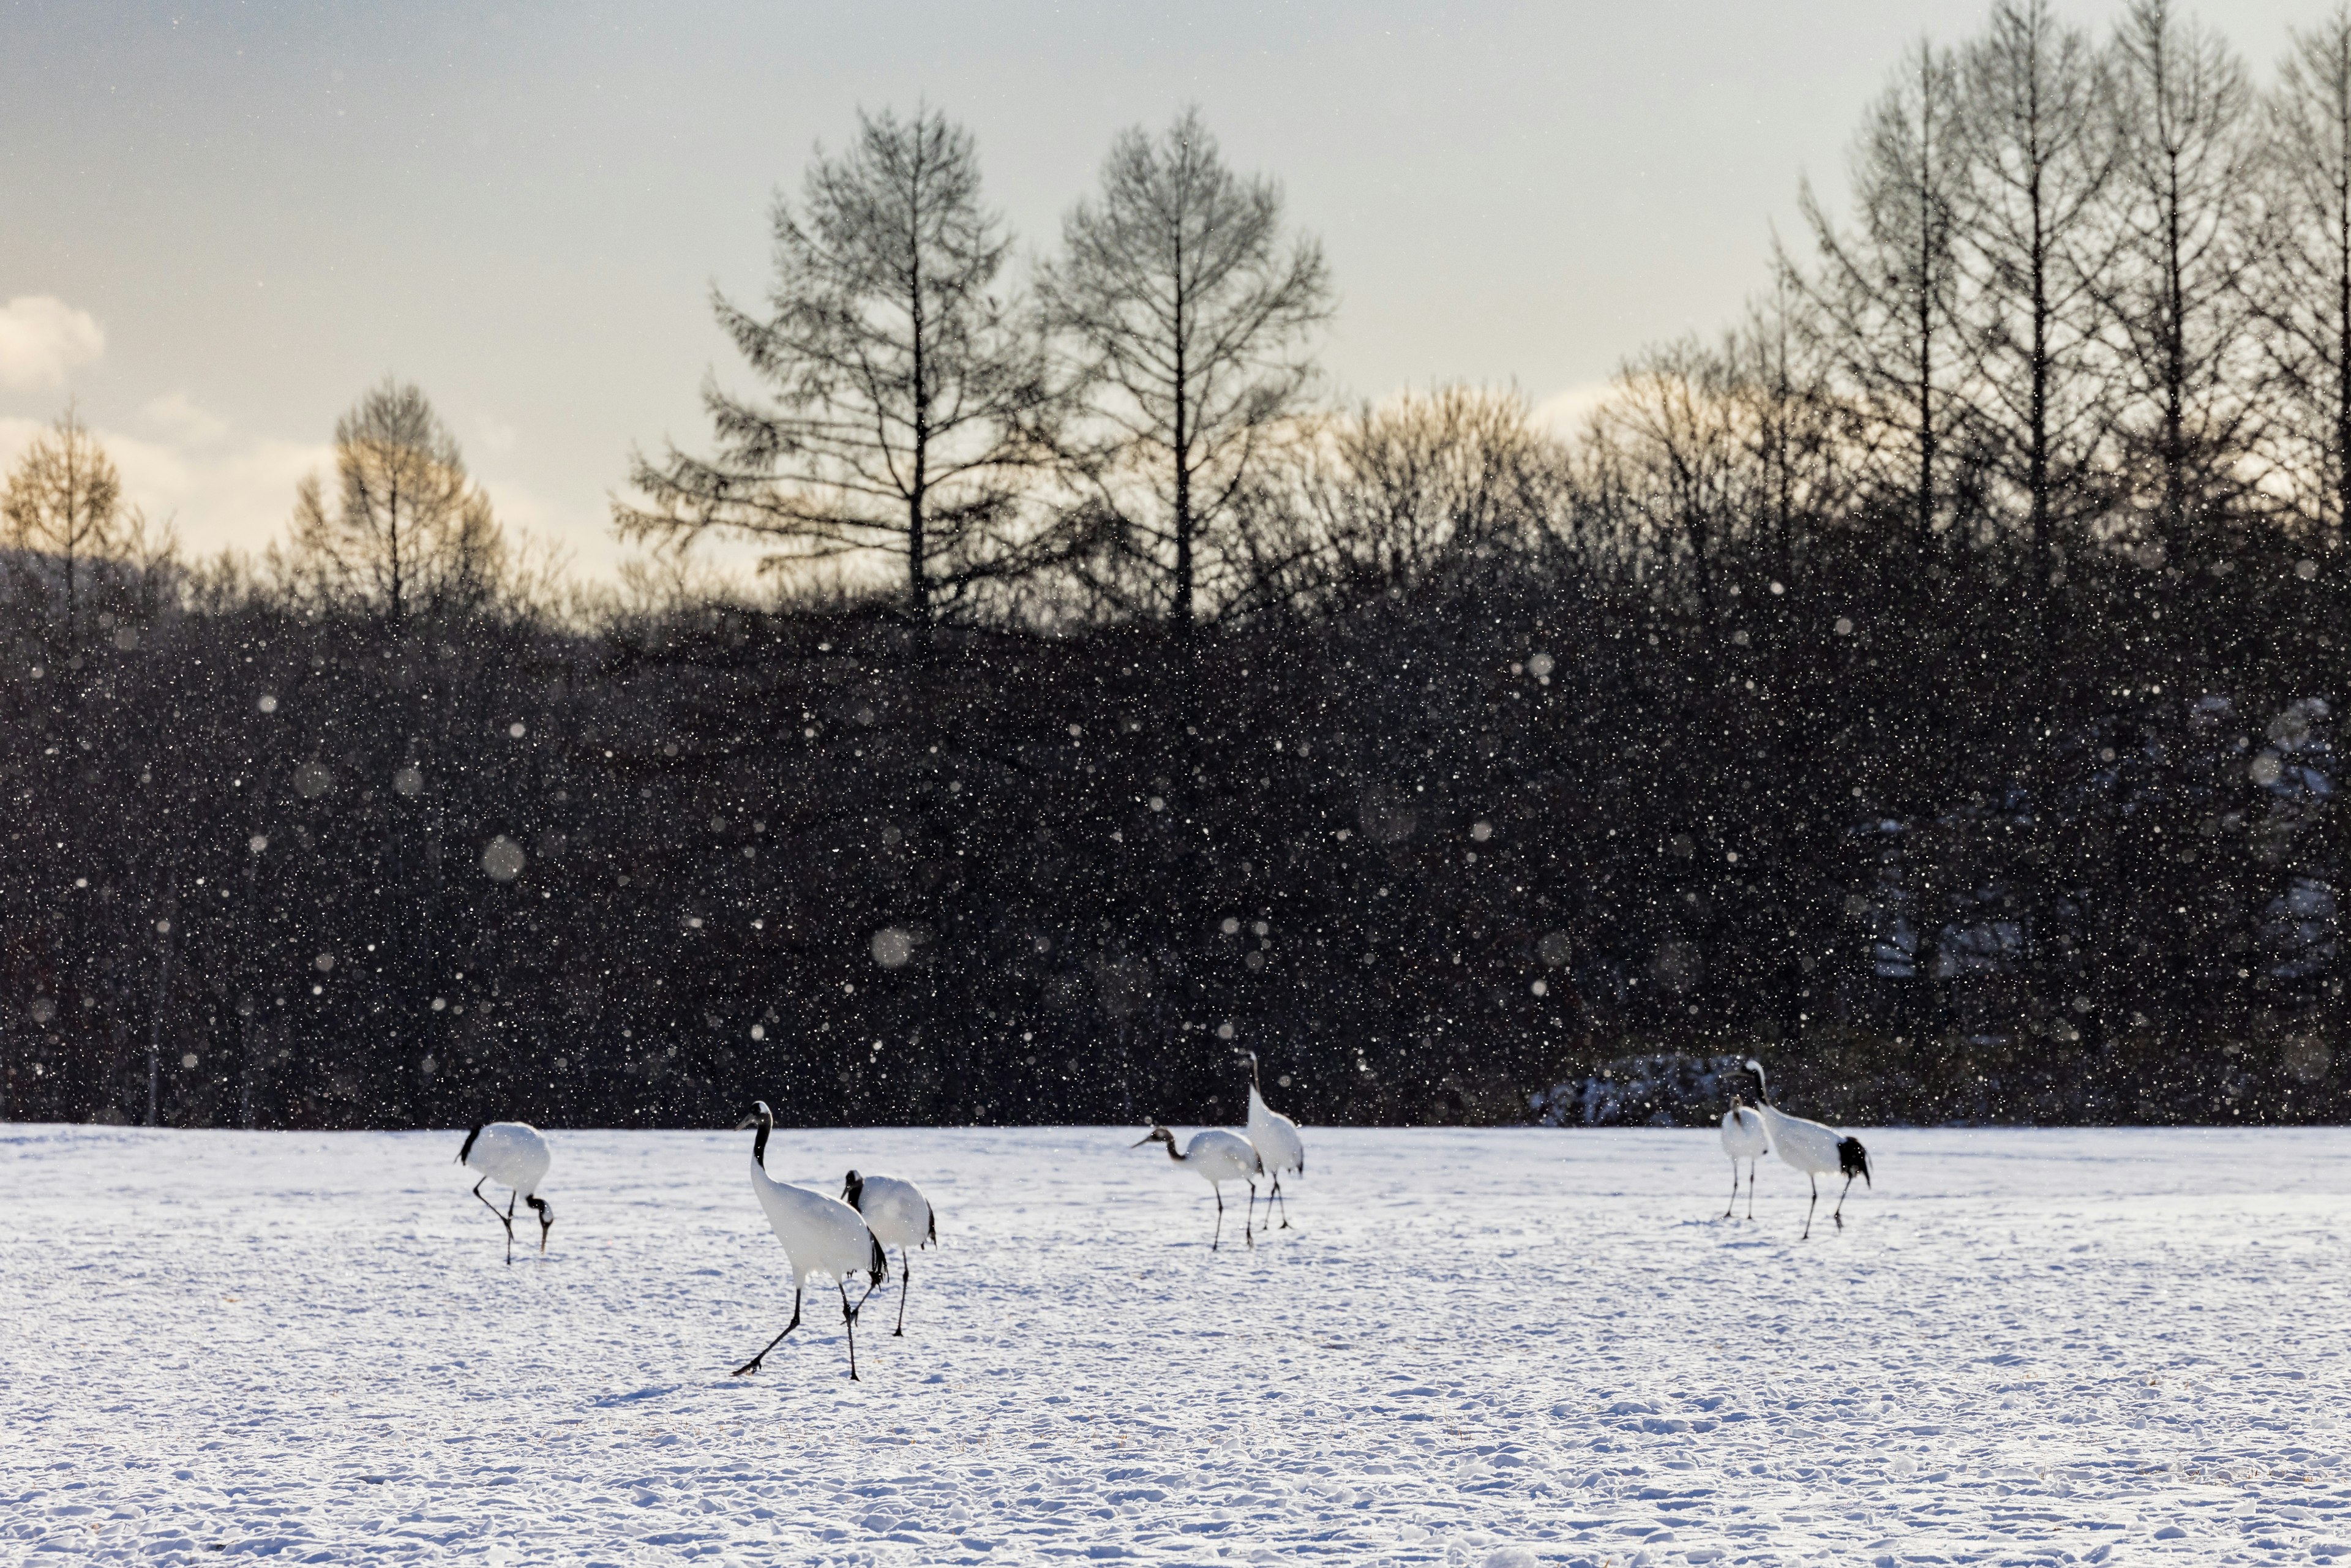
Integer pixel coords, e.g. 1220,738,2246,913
0,0,2317,579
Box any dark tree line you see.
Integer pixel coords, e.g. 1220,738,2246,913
10,6,2351,1131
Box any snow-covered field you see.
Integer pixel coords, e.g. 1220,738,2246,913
6,1123,2350,1566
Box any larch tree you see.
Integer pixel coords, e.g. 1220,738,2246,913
1954,0,2120,599
2,405,125,635
1038,107,1333,634
2099,0,2262,571
1794,40,1968,560
2252,7,2351,549
287,379,505,627
617,106,1059,623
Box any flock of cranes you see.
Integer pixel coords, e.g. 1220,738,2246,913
456,1052,1872,1380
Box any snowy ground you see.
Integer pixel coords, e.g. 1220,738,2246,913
6,1124,2351,1566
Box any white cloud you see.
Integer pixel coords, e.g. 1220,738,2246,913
143,391,230,446
1534,381,1614,438
0,296,105,389
0,401,328,559
0,394,619,576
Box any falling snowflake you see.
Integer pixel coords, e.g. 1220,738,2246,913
482,836,527,881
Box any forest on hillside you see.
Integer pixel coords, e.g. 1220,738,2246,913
7,0,2351,1130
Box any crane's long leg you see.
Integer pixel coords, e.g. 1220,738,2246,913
1802,1173,1818,1242
894,1250,910,1337
471,1177,515,1255
839,1281,860,1381
1274,1172,1292,1229
732,1286,802,1375
1212,1187,1225,1252
1245,1182,1257,1249
1723,1160,1738,1220
1745,1161,1757,1221
504,1191,519,1266
1834,1174,1854,1229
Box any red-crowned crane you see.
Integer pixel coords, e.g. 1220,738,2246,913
1133,1125,1262,1251
457,1122,554,1265
842,1171,935,1338
1741,1060,1872,1240
732,1103,887,1381
1719,1095,1769,1220
1242,1051,1305,1231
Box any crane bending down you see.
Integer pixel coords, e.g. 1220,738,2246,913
457,1122,554,1265
842,1170,936,1337
1133,1126,1262,1251
1242,1051,1306,1231
1719,1096,1769,1220
733,1103,888,1381
1741,1060,1871,1240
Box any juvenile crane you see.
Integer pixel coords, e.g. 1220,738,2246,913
457,1121,555,1265
1741,1060,1872,1240
842,1169,936,1337
1719,1094,1769,1221
1133,1125,1262,1251
1242,1051,1305,1231
733,1102,888,1381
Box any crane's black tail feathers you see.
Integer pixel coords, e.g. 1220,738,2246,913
926,1207,937,1248
869,1231,889,1283
1838,1136,1872,1186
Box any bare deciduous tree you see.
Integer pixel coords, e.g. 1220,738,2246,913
618,107,1059,623
1241,385,1570,620
1580,339,1748,620
1039,107,1333,633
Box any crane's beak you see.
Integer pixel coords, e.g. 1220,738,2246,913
1129,1134,1155,1147
735,1113,760,1130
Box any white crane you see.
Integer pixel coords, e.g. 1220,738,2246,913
457,1122,554,1265
1133,1125,1262,1251
732,1103,888,1381
1740,1060,1872,1240
841,1169,936,1338
1719,1095,1769,1221
1241,1050,1305,1231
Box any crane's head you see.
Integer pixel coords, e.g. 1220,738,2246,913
1741,1059,1769,1101
735,1101,774,1131
527,1195,554,1250
457,1124,483,1165
1131,1125,1176,1149
841,1170,865,1207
